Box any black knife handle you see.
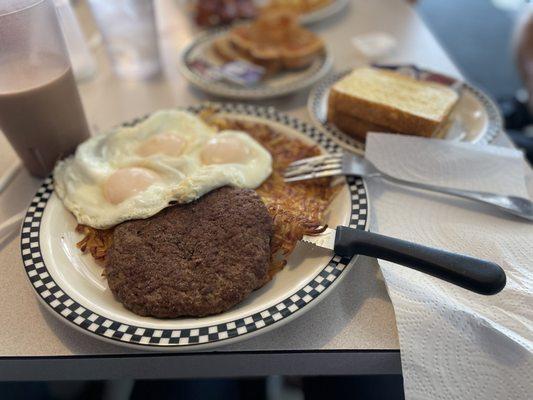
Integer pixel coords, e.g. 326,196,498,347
334,226,506,295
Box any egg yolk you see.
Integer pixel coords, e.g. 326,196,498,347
103,167,160,204
137,133,186,157
200,136,251,165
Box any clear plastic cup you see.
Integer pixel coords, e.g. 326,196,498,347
88,0,161,80
0,0,91,178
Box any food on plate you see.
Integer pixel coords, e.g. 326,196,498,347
264,0,332,14
195,0,257,27
213,9,325,75
53,110,272,229
106,187,272,318
71,109,339,318
204,113,337,276
326,107,390,139
77,112,337,272
327,67,459,141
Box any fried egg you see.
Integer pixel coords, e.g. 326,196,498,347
54,110,272,229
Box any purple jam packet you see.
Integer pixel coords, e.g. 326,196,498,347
219,61,265,86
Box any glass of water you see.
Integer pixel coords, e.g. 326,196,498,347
88,0,161,79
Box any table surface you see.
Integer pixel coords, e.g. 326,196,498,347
0,0,475,380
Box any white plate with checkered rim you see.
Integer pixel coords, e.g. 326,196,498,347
308,66,504,154
178,28,333,100
20,103,368,351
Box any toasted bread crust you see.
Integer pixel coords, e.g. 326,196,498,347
327,67,459,137
213,10,324,74
213,35,281,74
328,108,398,141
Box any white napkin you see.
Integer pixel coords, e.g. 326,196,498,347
365,133,533,400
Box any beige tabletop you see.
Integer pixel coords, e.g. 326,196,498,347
0,0,483,380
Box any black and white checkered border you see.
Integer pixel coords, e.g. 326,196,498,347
308,67,503,152
20,104,368,348
177,29,333,100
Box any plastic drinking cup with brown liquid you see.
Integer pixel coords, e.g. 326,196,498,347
0,0,91,178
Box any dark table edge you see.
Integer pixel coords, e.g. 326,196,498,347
0,350,401,381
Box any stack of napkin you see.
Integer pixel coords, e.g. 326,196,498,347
365,133,533,400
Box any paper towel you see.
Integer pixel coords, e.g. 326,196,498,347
365,133,533,400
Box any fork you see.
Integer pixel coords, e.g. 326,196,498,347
283,152,533,221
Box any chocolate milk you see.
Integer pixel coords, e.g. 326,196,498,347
0,54,90,177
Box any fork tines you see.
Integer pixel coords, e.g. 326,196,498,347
283,153,343,183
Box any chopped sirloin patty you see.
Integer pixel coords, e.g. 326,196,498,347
105,187,272,318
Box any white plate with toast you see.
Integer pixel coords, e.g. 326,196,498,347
21,103,368,350
308,65,503,154
178,28,333,100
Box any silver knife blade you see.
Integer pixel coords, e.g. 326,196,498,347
301,227,336,251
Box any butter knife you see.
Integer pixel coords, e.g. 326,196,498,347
302,226,506,295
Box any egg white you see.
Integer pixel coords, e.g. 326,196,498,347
54,110,273,229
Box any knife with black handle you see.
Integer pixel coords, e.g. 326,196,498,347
303,226,506,295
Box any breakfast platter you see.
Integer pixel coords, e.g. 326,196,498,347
309,65,504,153
178,13,332,99
21,103,368,350
6,0,533,392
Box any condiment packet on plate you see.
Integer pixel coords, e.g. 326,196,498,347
219,61,265,86
187,59,265,86
187,59,223,81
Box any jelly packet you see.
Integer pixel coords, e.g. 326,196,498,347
188,58,265,86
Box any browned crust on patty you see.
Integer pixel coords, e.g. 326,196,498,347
105,187,272,318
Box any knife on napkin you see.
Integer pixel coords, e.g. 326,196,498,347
303,226,506,295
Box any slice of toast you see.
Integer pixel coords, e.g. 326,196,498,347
328,67,459,137
212,35,282,74
327,107,396,141
213,10,324,73
212,36,247,63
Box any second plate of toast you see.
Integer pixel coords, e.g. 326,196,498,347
308,65,503,154
178,10,333,99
